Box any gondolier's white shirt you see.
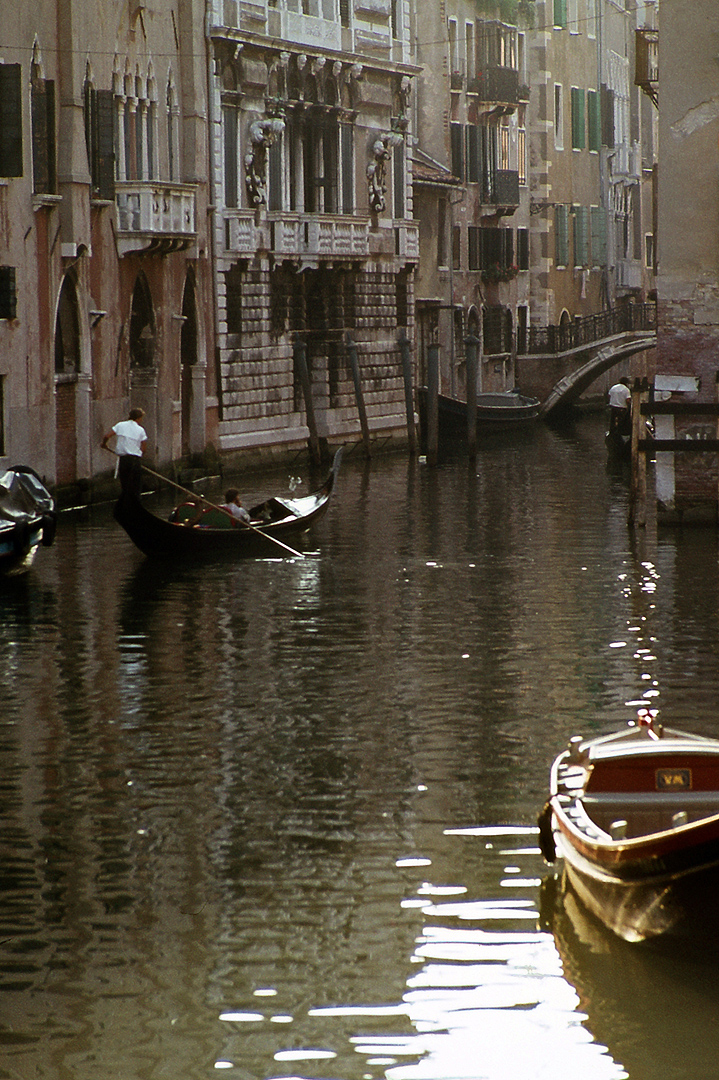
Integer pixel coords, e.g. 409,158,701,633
113,419,147,457
608,383,631,409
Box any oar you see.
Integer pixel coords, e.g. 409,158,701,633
103,447,306,559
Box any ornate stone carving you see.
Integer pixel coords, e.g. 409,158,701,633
366,131,403,213
244,116,285,206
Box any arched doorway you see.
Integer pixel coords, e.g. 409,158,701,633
180,271,198,458
54,275,81,485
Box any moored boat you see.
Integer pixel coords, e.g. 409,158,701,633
113,448,342,560
0,466,56,576
538,714,719,942
419,387,541,442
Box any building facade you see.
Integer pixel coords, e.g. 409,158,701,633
413,0,533,399
206,0,420,464
0,0,214,499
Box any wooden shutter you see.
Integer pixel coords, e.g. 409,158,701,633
32,78,56,194
0,65,23,178
95,89,116,199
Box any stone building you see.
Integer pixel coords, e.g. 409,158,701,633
527,0,655,328
654,0,719,520
412,0,533,398
0,0,214,499
206,0,420,464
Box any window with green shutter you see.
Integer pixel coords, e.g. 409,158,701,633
555,205,569,266
587,90,600,152
554,0,567,28
573,205,589,267
571,88,585,150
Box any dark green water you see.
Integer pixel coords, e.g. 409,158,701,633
3,414,719,1080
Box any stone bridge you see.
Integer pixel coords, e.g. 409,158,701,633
514,305,657,416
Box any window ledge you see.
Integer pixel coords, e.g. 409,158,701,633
33,193,63,210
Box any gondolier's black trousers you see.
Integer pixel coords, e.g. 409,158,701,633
119,454,143,497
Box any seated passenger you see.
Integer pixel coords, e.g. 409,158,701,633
220,489,251,523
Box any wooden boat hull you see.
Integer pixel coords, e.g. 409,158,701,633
540,722,719,942
418,388,541,445
113,450,341,560
0,466,56,576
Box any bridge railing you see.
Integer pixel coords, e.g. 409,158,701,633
520,302,657,355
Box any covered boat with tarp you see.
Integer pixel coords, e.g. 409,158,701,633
0,466,56,575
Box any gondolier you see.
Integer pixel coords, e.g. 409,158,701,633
102,408,148,496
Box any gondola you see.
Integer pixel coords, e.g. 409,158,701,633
538,714,719,942
113,448,342,560
0,465,57,576
418,387,541,442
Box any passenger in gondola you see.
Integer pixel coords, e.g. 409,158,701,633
608,378,631,437
220,489,251,523
101,408,147,496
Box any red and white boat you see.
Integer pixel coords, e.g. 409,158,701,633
538,713,719,942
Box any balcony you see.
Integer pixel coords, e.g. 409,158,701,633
468,65,519,108
115,182,197,256
223,209,371,260
635,28,658,107
482,170,520,213
616,259,644,291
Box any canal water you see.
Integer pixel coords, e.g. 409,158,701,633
3,413,719,1080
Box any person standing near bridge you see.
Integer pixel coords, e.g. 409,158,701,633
608,378,631,436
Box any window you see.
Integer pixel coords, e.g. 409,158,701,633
568,0,578,33
31,68,56,195
452,225,461,270
517,227,529,270
587,0,597,39
573,205,589,267
499,124,511,171
466,124,479,183
448,19,460,76
438,200,448,267
341,123,354,214
0,65,23,178
393,139,405,219
450,122,464,179
468,226,480,271
517,124,526,184
0,267,17,320
554,84,564,149
554,0,567,29
85,84,115,200
645,233,655,270
587,90,600,152
571,87,585,150
465,22,475,82
591,205,607,266
555,205,569,266
601,84,615,148
478,227,513,270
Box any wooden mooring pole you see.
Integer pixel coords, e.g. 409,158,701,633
465,333,480,461
346,334,371,458
426,342,440,467
628,377,648,527
398,333,417,454
293,336,322,466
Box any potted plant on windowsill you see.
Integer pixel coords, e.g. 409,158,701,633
481,262,519,285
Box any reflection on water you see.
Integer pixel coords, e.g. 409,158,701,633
2,415,719,1079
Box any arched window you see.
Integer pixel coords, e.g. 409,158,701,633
55,276,80,374
130,274,156,368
